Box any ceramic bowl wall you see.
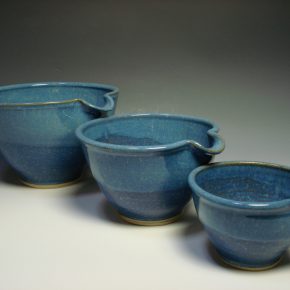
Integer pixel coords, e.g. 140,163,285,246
76,113,224,225
0,82,118,187
188,162,290,270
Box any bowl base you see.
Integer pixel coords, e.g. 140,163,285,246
217,252,283,271
119,213,182,226
20,177,81,189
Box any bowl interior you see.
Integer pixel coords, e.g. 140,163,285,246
82,115,213,147
0,84,111,106
195,164,290,202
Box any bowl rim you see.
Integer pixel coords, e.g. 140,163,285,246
75,113,225,155
188,161,290,210
0,81,118,108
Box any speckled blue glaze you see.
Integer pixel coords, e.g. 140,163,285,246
188,162,290,270
76,114,224,223
0,82,118,186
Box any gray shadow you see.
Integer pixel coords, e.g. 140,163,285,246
178,218,213,262
67,177,125,225
275,251,290,269
98,198,126,225
0,153,22,186
178,209,204,232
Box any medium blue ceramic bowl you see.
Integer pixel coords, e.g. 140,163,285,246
0,82,118,188
188,161,290,270
76,114,224,225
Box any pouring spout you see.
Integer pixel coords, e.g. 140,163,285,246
186,127,225,155
78,94,115,117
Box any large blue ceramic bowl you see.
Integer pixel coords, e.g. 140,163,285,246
0,82,118,188
76,114,224,225
188,161,290,270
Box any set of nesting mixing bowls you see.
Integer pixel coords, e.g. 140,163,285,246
0,82,290,271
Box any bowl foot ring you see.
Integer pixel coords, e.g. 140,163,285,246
217,252,283,271
119,213,182,226
20,177,82,189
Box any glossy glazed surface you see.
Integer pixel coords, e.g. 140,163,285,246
76,114,224,223
0,82,118,186
189,162,290,269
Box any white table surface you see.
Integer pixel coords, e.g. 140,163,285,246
0,154,290,290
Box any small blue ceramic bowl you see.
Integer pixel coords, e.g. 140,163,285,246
0,82,118,188
188,161,290,270
76,113,224,225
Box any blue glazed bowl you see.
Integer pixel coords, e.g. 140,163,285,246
76,114,224,225
188,161,290,270
0,82,118,188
